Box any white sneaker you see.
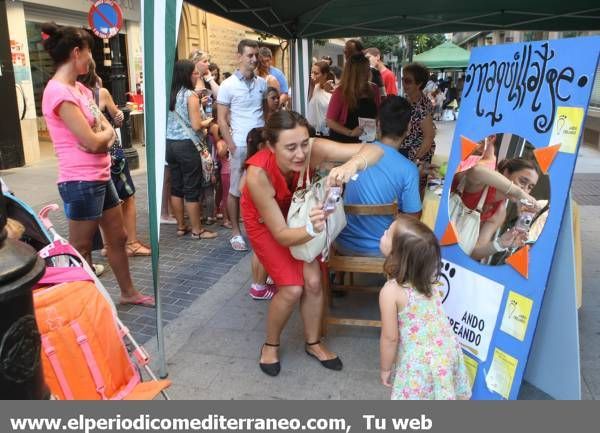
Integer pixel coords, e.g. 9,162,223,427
92,264,105,277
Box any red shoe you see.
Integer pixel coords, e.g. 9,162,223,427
249,284,276,300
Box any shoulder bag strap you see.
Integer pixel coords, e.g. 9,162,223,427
92,87,100,107
172,108,201,149
475,186,490,212
455,175,467,195
296,137,314,190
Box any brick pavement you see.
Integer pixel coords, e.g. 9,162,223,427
572,173,600,206
100,173,250,344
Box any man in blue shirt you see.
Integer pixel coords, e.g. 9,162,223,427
335,96,422,256
258,47,289,107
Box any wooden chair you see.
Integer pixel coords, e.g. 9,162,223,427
321,202,398,334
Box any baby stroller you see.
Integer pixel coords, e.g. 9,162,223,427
3,192,171,400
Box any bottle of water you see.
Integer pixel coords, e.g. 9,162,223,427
205,96,213,117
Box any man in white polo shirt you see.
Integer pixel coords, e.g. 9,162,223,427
217,39,267,251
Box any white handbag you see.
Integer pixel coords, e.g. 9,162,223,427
448,176,488,255
287,139,347,262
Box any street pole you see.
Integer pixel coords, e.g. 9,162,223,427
109,35,139,170
0,193,48,399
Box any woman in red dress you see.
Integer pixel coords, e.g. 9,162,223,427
241,111,383,376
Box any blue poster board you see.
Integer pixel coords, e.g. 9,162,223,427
435,37,600,399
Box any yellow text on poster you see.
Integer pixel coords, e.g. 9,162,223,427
485,348,518,399
463,354,478,387
500,291,534,341
549,106,585,154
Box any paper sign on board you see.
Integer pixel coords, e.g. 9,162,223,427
485,348,519,399
463,355,479,387
440,260,505,362
549,106,585,154
500,291,534,342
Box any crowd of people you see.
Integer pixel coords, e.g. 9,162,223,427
34,23,496,400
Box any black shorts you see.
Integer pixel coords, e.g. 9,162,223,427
166,139,202,202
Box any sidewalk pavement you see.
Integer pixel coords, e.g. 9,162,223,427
1,124,598,399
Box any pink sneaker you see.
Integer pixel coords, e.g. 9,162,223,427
249,284,277,300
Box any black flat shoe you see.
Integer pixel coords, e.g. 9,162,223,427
259,342,280,376
305,341,343,371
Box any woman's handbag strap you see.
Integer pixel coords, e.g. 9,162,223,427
296,137,314,190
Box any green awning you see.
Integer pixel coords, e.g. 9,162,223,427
412,41,471,70
187,1,600,39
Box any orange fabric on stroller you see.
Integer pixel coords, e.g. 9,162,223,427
34,280,170,400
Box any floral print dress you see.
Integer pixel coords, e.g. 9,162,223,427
399,93,436,163
392,285,472,400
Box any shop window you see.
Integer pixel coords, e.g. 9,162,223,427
26,21,54,118
26,21,130,118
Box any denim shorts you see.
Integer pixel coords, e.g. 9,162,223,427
58,180,121,221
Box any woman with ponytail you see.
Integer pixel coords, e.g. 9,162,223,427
41,22,154,307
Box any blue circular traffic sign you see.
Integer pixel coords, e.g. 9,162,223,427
88,0,123,39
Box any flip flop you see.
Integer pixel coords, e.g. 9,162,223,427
191,229,218,240
230,235,248,251
119,294,155,308
221,220,233,229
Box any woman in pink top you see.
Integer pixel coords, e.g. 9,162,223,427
41,22,153,307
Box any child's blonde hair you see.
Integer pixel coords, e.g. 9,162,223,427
383,215,441,297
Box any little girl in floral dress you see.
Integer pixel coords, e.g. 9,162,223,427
378,215,471,400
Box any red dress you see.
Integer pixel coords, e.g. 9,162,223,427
451,178,503,222
241,149,305,286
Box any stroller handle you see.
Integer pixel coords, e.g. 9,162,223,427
38,204,60,230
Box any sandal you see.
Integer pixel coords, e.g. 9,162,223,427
305,341,343,371
229,235,248,251
126,241,151,257
177,226,190,237
259,342,280,376
191,229,218,240
119,293,155,308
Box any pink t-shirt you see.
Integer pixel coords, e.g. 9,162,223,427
42,79,110,183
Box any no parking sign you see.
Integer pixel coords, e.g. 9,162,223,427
88,0,123,39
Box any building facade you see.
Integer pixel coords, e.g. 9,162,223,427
3,0,142,167
177,3,291,80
